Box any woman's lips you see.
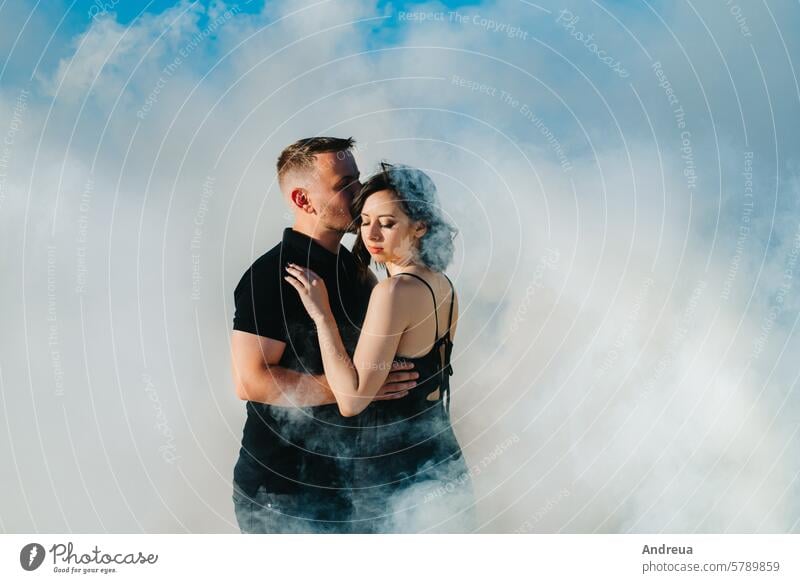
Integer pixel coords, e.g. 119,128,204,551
367,246,383,254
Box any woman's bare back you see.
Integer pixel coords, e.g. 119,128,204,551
390,270,458,400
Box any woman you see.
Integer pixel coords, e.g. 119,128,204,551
284,163,475,533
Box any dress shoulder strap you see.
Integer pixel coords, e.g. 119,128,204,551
391,272,439,342
442,273,455,339
393,272,457,415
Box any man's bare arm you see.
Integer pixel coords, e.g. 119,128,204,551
231,331,418,407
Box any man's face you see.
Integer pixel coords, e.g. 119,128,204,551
304,151,361,232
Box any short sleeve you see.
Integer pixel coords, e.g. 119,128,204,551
232,261,287,343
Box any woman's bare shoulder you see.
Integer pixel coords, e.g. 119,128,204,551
371,274,421,305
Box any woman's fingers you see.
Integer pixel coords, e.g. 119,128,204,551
288,263,319,278
283,273,304,294
285,264,328,297
284,264,303,278
284,265,308,289
286,263,319,281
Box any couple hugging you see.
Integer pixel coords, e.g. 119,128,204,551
230,136,475,533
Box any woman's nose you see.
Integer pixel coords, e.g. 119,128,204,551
368,223,382,240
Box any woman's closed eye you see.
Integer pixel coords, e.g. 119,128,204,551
361,221,395,228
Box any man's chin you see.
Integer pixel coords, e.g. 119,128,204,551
327,224,353,236
336,218,357,234
318,217,352,234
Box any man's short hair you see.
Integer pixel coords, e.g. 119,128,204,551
276,136,355,185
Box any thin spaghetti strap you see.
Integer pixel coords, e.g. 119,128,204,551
390,272,439,342
440,273,455,415
442,273,455,338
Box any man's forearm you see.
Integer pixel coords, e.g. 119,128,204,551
243,365,336,407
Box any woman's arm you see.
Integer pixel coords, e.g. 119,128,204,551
284,264,409,416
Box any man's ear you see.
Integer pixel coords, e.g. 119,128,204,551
291,188,315,214
414,221,427,239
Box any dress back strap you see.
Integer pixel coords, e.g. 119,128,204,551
391,271,439,343
440,273,455,415
442,273,455,340
392,271,456,416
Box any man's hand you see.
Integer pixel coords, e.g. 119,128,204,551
373,361,419,401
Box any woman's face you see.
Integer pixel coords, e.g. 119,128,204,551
359,189,424,264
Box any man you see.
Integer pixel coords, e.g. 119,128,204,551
230,136,420,533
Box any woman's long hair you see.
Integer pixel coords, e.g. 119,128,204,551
351,162,458,280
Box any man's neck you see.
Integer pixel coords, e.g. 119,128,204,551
291,222,343,255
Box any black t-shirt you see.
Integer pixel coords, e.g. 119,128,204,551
232,228,375,497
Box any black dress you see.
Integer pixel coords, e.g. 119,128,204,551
348,272,476,533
